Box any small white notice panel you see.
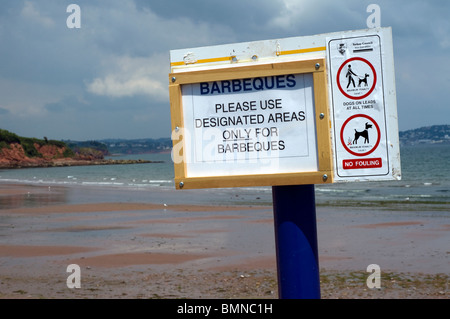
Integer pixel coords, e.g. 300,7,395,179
327,28,401,182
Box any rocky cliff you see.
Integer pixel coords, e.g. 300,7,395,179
0,141,93,168
0,129,156,168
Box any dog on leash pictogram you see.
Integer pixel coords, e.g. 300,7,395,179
337,57,377,100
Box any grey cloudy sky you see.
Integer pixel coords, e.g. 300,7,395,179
0,0,449,140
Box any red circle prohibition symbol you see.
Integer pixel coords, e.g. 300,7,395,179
337,57,377,100
340,114,381,157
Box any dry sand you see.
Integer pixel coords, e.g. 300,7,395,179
0,183,448,299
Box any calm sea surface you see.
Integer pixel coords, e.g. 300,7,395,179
0,144,449,208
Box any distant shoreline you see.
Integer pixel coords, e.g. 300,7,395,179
0,158,163,169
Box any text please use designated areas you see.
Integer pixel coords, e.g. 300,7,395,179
181,73,319,177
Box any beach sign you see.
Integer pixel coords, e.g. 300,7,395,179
327,31,401,181
169,27,401,189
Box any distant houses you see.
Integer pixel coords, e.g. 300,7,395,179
399,125,450,146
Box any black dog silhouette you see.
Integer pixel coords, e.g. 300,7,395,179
353,122,372,144
358,73,370,87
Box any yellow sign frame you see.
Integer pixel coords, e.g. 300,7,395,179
169,58,333,189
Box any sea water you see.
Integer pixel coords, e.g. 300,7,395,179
0,144,449,207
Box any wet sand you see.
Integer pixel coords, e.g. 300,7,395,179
0,183,448,299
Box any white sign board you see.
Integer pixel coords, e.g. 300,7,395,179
169,27,400,189
181,73,319,178
326,28,401,181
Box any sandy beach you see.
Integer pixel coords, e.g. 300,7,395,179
0,182,448,299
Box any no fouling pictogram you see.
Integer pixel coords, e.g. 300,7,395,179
340,114,380,157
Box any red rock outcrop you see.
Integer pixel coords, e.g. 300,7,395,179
0,143,71,168
0,143,155,168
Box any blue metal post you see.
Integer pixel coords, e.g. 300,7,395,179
272,184,321,299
